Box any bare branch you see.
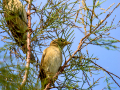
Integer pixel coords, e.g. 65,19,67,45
19,0,32,89
90,60,120,87
44,3,120,89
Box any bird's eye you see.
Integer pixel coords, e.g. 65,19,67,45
60,39,65,42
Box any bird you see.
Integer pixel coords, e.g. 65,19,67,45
39,38,71,89
3,0,35,63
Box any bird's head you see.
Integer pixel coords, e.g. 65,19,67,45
3,0,10,5
50,38,71,49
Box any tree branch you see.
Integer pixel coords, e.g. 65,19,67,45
19,1,32,89
90,60,120,87
44,32,91,90
44,2,120,90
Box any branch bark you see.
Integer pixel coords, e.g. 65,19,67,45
44,3,120,90
19,1,32,89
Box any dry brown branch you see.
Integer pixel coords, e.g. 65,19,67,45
83,71,91,90
44,32,91,89
90,0,96,33
90,60,120,87
91,76,105,89
93,3,120,32
19,1,32,89
44,2,120,90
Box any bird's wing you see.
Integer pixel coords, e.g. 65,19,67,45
7,0,27,23
3,0,27,51
40,49,46,66
39,49,46,79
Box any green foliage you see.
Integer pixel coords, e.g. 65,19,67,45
0,62,21,89
88,37,120,50
0,0,120,90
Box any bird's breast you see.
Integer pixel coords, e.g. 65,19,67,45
43,46,62,77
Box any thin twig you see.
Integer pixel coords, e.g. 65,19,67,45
83,71,92,90
44,3,120,90
44,32,91,90
90,60,120,87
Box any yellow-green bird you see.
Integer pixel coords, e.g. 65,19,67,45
3,0,35,62
39,38,71,89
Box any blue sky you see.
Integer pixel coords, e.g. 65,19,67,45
33,0,120,89
0,0,120,89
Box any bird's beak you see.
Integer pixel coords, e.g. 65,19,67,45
65,41,71,45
